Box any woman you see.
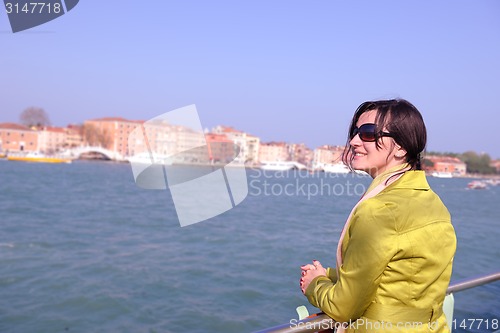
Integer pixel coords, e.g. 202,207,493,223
300,99,456,332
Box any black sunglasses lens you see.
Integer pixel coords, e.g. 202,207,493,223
356,124,377,142
359,132,376,141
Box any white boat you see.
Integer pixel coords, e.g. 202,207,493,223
322,163,351,174
485,179,500,186
260,161,302,171
432,171,453,178
127,152,173,165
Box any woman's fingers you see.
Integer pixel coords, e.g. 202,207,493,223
301,263,316,271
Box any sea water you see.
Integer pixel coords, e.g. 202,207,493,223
0,161,498,333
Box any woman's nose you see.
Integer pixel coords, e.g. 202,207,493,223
350,134,362,147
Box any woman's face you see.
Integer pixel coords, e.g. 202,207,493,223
349,110,405,178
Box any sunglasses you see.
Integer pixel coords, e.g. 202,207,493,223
350,123,393,142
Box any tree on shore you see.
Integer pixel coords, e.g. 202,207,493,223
460,151,496,174
82,123,112,148
426,150,497,174
19,107,51,128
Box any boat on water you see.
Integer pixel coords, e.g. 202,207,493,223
322,163,351,174
432,171,453,178
259,161,306,171
467,180,487,190
7,152,73,164
485,178,500,186
126,152,173,165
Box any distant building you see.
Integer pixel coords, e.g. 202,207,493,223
65,124,84,148
0,123,39,152
205,133,235,164
212,126,260,165
426,156,467,176
38,126,67,153
288,143,314,167
258,141,290,163
85,116,230,163
84,117,143,158
490,160,500,173
163,125,206,163
85,117,246,163
313,145,345,170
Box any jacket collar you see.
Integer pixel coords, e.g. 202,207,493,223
391,170,430,190
366,163,410,193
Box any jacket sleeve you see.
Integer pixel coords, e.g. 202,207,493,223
305,198,398,322
326,267,337,283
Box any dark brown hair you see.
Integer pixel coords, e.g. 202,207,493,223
342,99,426,170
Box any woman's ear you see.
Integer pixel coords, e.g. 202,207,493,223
394,145,407,158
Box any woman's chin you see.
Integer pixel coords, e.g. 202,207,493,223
351,164,373,177
351,162,365,172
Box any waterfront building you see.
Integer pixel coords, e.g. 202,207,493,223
491,160,500,174
0,123,39,153
84,117,143,158
38,126,67,154
167,125,206,163
137,126,235,165
212,126,260,166
140,120,179,159
425,156,467,176
64,124,85,149
288,143,314,168
205,133,236,164
312,145,344,170
258,141,290,164
85,117,239,164
257,141,314,167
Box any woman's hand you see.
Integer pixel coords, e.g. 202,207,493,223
300,260,327,294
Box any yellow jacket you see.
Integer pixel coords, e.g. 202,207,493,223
305,171,457,332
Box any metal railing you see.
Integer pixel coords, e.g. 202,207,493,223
253,271,500,333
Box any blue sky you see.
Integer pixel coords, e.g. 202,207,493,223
1,1,499,158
